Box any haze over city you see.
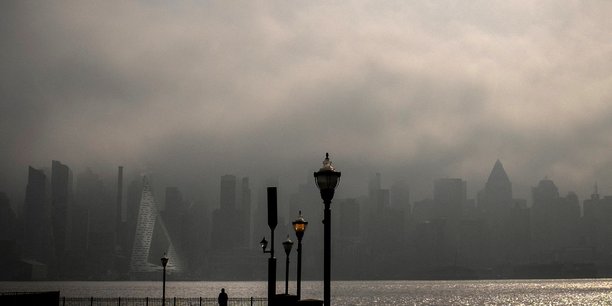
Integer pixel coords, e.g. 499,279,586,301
3,1,612,286
2,1,612,204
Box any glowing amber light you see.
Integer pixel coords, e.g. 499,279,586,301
293,222,306,233
292,211,308,240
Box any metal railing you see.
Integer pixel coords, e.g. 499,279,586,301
60,297,267,306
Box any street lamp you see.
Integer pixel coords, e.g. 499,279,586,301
314,153,341,306
262,187,278,305
260,237,271,254
161,253,169,306
282,235,294,295
292,211,308,300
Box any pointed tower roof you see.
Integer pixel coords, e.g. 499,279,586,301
487,159,510,183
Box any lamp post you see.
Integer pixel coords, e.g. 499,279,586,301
282,236,294,295
260,236,275,305
292,211,308,300
314,153,341,306
261,187,278,305
161,254,169,306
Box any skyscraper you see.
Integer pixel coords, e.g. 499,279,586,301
477,160,529,265
212,175,241,250
23,167,55,267
130,177,182,277
51,160,73,258
478,160,512,211
531,177,580,261
0,192,18,242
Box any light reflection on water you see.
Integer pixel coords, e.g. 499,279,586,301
2,279,612,305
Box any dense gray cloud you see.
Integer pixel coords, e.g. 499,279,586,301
2,0,612,204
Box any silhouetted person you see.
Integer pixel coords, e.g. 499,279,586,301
218,288,228,306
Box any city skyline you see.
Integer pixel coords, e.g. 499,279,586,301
3,157,612,281
2,157,610,211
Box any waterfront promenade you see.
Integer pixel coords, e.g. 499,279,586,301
60,296,266,306
0,292,267,306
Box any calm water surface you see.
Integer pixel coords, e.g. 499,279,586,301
2,279,612,305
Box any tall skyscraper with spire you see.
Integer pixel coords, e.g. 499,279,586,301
478,160,530,265
479,159,513,211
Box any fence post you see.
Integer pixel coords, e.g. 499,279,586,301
90,296,93,306
118,296,120,306
173,296,176,306
251,296,254,306
145,297,148,306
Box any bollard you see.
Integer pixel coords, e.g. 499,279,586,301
90,296,93,306
199,297,202,306
173,296,176,306
62,296,65,306
145,297,148,306
118,296,121,306
251,296,254,306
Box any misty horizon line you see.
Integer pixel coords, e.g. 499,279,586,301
4,157,607,208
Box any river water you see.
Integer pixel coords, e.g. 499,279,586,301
2,279,612,305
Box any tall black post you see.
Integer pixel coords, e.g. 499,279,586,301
267,187,278,306
162,265,166,305
323,200,331,306
314,153,340,306
285,252,290,294
296,238,303,300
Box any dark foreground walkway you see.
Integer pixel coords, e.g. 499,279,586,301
61,296,266,306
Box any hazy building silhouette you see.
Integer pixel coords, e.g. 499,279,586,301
0,192,18,242
582,186,612,262
212,175,241,250
209,175,260,279
51,160,73,261
363,173,409,277
334,198,364,279
478,160,513,211
429,178,465,265
23,167,54,270
181,200,209,278
73,168,115,278
531,177,581,262
477,160,530,265
130,177,183,278
390,180,410,210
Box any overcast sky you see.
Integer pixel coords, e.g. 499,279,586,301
2,1,612,204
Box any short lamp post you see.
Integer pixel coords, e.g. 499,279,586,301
161,254,169,306
314,153,341,306
260,237,271,254
260,236,276,304
292,211,308,300
282,236,294,295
